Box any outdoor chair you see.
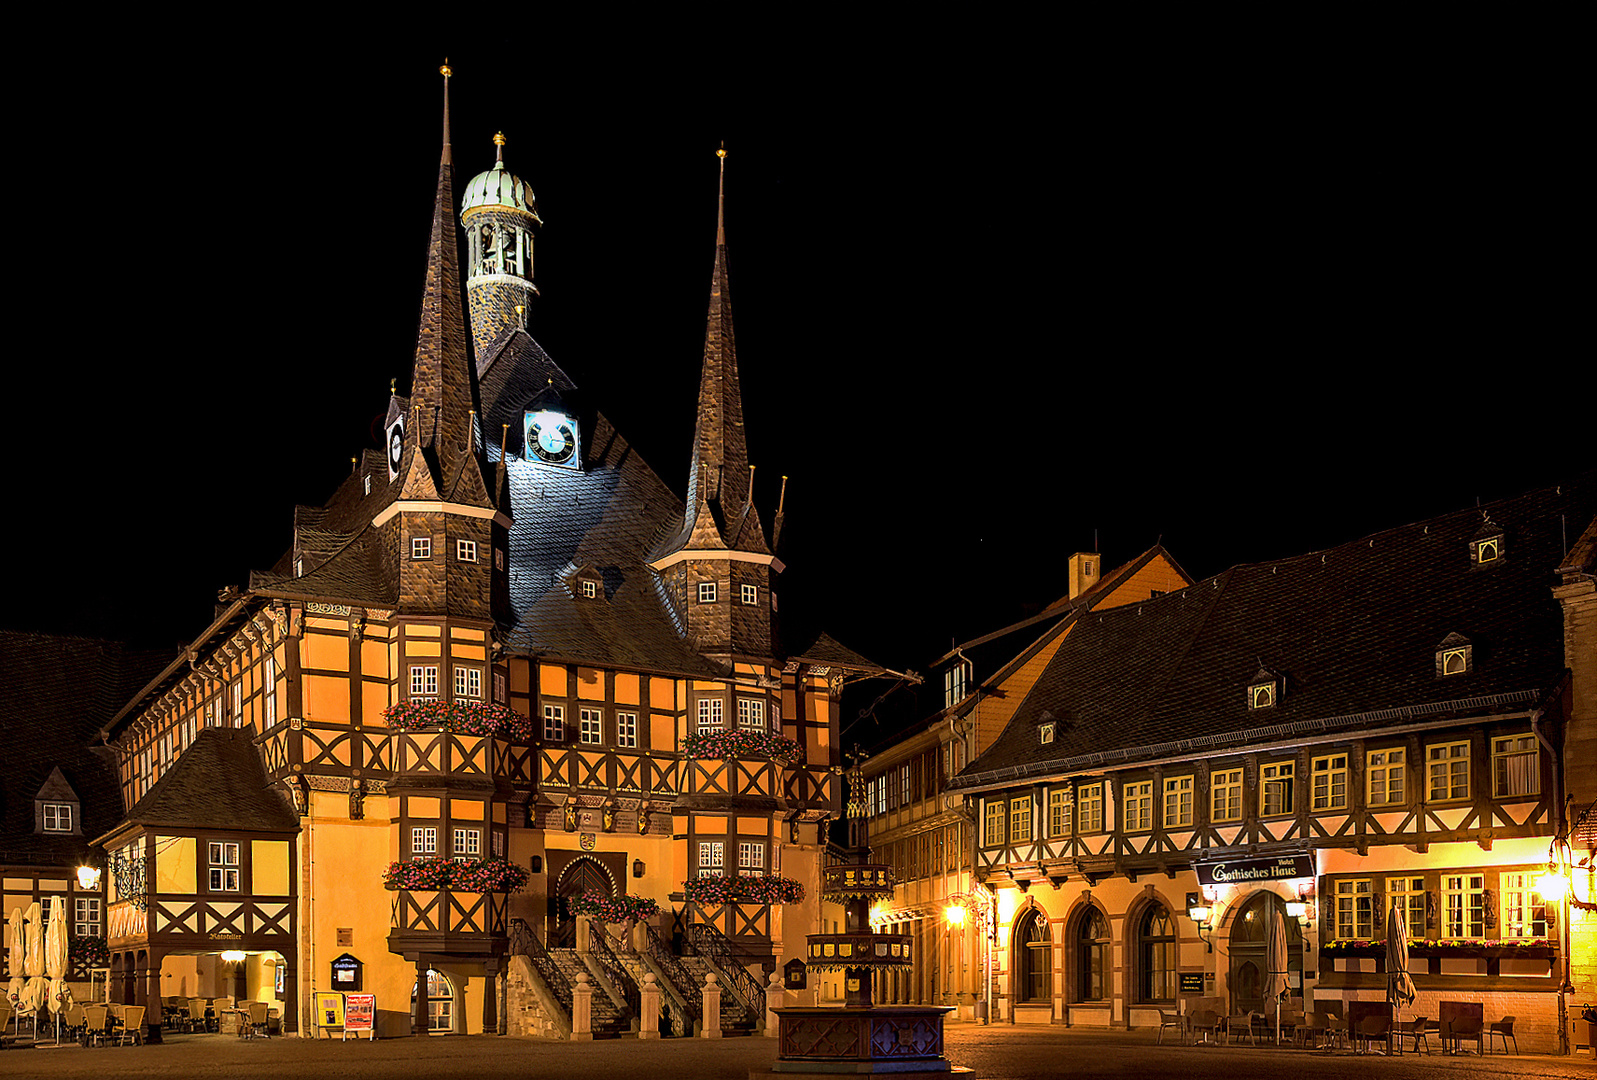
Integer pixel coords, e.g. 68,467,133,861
82,1004,110,1046
0,1001,11,1034
1354,1013,1391,1054
247,1001,270,1039
62,1003,85,1042
1224,1013,1255,1046
1487,1015,1518,1055
1189,1009,1222,1045
1395,1014,1429,1054
1294,1010,1329,1049
117,1005,146,1046
1444,1014,1484,1055
186,997,209,1032
1157,1008,1187,1045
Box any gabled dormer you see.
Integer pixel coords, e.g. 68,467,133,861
1469,515,1506,569
1436,631,1473,676
1246,666,1282,711
35,765,81,835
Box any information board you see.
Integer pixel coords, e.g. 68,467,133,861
343,993,376,1040
1179,972,1204,994
316,991,346,1033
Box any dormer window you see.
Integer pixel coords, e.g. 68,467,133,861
42,803,73,832
1436,633,1473,676
363,474,372,496
1247,667,1281,710
581,579,598,599
944,662,971,709
1039,722,1055,746
35,768,82,836
1469,517,1505,568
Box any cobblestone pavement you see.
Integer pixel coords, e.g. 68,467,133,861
2,1024,1592,1080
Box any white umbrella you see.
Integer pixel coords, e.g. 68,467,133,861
24,902,43,977
1386,900,1416,1054
47,896,67,1041
6,907,21,980
1266,905,1290,1045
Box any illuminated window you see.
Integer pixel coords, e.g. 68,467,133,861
208,842,241,892
457,539,477,562
1492,734,1539,797
698,840,724,877
738,842,765,870
984,800,1006,847
741,584,758,605
412,537,431,560
73,897,101,938
493,671,506,703
579,708,603,744
616,712,638,748
944,664,969,709
1163,776,1193,828
737,698,765,730
1443,873,1485,937
1368,748,1406,806
697,697,724,734
1048,788,1073,837
1249,682,1276,710
1441,648,1469,675
264,657,277,725
455,667,482,699
542,704,565,741
1427,741,1470,801
1039,722,1055,745
453,828,480,859
1210,769,1243,822
698,582,718,603
1261,761,1294,817
1475,535,1501,564
1010,797,1033,842
581,579,598,599
1387,876,1426,938
1077,782,1104,834
42,803,73,833
1335,879,1373,939
1123,781,1152,832
1311,753,1348,811
1500,871,1547,938
410,665,439,700
411,827,437,856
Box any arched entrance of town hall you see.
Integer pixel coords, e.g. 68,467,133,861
551,856,615,947
1228,891,1302,1016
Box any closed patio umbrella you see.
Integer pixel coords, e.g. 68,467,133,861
1266,905,1291,1044
24,902,43,977
46,896,68,1041
1386,900,1416,1054
7,906,23,1006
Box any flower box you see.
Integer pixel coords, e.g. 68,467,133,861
567,890,660,923
682,875,805,905
384,700,534,741
680,730,803,765
382,856,528,893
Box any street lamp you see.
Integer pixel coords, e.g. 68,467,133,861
1187,892,1213,952
76,864,102,890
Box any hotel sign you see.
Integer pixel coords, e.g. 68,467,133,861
1195,854,1313,886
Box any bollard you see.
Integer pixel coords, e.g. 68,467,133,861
701,972,722,1038
571,971,594,1041
764,970,783,1037
640,972,661,1040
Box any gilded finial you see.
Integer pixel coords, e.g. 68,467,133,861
717,141,726,159
390,378,396,395
494,131,506,165
439,59,452,78
439,60,453,164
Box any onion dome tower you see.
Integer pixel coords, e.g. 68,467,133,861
460,132,543,365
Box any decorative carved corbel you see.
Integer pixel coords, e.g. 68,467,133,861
349,778,366,821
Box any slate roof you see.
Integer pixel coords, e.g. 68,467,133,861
110,728,300,836
952,476,1597,789
0,632,172,865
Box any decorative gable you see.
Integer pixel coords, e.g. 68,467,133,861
1436,632,1473,677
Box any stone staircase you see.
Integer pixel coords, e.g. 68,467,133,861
675,953,758,1036
550,948,631,1038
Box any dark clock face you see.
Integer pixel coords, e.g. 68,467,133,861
387,420,405,478
527,411,577,465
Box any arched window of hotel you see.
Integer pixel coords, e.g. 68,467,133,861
1016,907,1051,1002
1076,908,1109,1002
1136,903,1177,1003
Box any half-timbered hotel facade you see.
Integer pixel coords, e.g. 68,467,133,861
945,481,1596,1054
87,75,871,1038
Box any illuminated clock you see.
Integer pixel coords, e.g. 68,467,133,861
386,416,406,480
526,410,578,467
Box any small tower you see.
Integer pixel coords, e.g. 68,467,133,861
461,133,543,365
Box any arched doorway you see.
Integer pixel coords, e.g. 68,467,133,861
552,856,615,947
1228,891,1302,1016
411,968,457,1034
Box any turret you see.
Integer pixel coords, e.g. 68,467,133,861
461,133,542,366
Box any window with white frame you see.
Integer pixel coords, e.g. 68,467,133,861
698,582,717,603
944,664,968,709
263,657,277,725
455,666,482,699
492,830,504,857
453,828,481,859
1368,747,1405,806
231,682,242,724
741,584,758,605
543,703,565,741
457,539,478,562
1492,734,1539,797
1048,788,1073,837
1335,878,1373,939
697,697,724,734
738,842,765,870
1163,776,1193,828
874,777,887,816
410,665,439,700
697,840,724,876
42,803,73,832
1123,781,1153,832
1311,753,1348,811
737,698,765,730
1443,873,1485,937
1211,769,1243,822
412,536,431,560
73,897,101,938
900,764,911,806
412,827,438,856
1010,797,1032,842
208,842,241,891
616,712,638,748
579,708,603,745
1387,876,1426,938
581,579,598,599
493,670,506,703
1261,761,1294,816
364,474,372,495
1077,782,1104,833
1428,741,1471,801
1500,871,1547,937
984,800,1006,847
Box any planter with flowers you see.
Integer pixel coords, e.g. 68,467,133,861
681,731,804,800
682,875,806,906
385,701,534,779
384,857,528,940
568,891,660,953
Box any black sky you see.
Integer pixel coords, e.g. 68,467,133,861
7,33,1585,680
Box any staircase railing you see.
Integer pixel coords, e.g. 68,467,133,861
510,917,572,1013
684,922,765,1028
643,924,702,1034
588,923,641,1023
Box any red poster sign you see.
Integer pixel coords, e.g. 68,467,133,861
344,993,375,1033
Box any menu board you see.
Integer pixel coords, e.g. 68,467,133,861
344,993,376,1039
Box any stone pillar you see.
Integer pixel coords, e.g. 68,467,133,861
143,949,165,1043
413,960,429,1036
482,958,498,1035
701,972,722,1038
571,971,594,1041
639,972,661,1040
576,914,591,954
764,970,783,1036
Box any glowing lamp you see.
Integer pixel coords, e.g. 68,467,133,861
220,950,247,964
945,905,967,928
1187,904,1211,925
1285,900,1308,920
1538,870,1571,901
76,865,102,890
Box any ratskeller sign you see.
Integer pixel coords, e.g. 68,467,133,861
1195,854,1313,886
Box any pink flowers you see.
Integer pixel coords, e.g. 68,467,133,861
567,891,660,922
681,730,804,765
682,875,805,905
383,700,535,741
382,856,529,893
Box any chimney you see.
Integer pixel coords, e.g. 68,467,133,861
1069,552,1100,600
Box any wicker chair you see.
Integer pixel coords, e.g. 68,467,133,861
117,1005,146,1046
81,1004,110,1046
247,1001,271,1039
1487,1015,1518,1055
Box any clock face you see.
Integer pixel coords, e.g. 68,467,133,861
526,411,577,465
386,419,406,480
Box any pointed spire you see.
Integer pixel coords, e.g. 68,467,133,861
439,60,452,165
716,142,727,246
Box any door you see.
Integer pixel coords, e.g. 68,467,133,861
551,857,613,947
1228,891,1302,1016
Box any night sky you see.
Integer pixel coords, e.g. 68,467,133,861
8,38,1584,687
